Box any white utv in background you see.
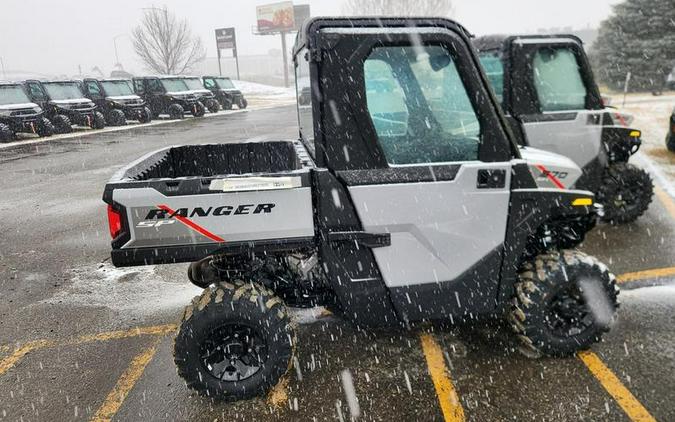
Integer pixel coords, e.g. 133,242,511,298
475,35,654,224
103,18,618,401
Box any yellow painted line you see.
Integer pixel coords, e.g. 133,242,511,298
578,351,656,422
91,337,162,422
0,324,177,377
617,266,675,283
0,340,56,376
655,186,675,220
419,333,465,422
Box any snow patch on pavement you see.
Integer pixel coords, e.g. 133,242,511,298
41,262,202,321
233,80,295,97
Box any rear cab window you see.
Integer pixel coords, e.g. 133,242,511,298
478,52,504,104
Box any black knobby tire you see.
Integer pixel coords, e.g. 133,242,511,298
37,117,55,137
508,250,618,357
139,107,152,123
597,163,653,224
0,123,14,142
238,98,248,109
667,133,675,153
174,281,295,400
93,111,106,129
168,103,184,119
205,99,220,113
220,98,233,110
192,101,206,117
51,114,72,134
107,109,127,126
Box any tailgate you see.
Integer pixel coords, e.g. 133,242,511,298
107,174,315,266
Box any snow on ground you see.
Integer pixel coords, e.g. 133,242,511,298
232,80,295,98
608,92,675,191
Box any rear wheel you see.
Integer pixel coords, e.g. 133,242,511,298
51,114,72,134
0,123,14,142
192,101,206,117
107,109,127,126
37,117,54,137
168,104,184,119
508,250,618,357
220,98,233,110
597,163,653,224
174,281,295,400
667,133,675,153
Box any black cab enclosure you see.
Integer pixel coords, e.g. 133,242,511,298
0,82,53,140
132,76,204,119
202,76,247,110
82,78,151,125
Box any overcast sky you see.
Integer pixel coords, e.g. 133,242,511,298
0,0,621,77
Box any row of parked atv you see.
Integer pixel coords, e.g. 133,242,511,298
0,76,248,142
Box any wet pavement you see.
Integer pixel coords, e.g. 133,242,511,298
0,105,674,421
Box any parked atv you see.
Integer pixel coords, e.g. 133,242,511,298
24,80,105,133
104,18,618,401
203,76,247,110
475,35,653,224
82,78,152,125
181,76,220,113
132,76,205,119
667,107,675,152
0,82,54,141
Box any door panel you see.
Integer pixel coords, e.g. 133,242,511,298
347,162,510,288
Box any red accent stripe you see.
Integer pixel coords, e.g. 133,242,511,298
615,112,627,127
157,204,225,243
535,164,565,189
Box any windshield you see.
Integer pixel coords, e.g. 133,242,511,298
100,80,134,96
160,78,189,92
0,85,32,105
182,78,205,90
215,77,235,89
43,82,85,100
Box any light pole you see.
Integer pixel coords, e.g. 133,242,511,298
113,34,127,68
0,57,6,80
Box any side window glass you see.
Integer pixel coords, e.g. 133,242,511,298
86,81,102,97
148,79,163,93
478,53,504,104
204,79,215,89
133,80,145,94
295,49,315,157
364,45,481,165
532,47,587,112
27,83,46,101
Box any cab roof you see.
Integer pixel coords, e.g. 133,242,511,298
473,34,584,52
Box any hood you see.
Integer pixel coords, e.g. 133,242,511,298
51,98,94,106
0,102,39,111
106,95,142,102
220,88,242,94
165,90,195,97
519,146,582,190
189,88,211,95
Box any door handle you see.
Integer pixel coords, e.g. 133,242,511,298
477,169,506,189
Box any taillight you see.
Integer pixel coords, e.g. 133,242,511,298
107,204,122,239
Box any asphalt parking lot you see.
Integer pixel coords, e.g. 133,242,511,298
1,105,674,422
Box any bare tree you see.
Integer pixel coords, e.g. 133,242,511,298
132,7,206,75
342,0,454,17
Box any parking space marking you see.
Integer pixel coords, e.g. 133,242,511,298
617,266,675,284
578,351,656,422
91,337,162,422
0,324,177,376
419,333,465,422
655,186,675,220
0,339,55,376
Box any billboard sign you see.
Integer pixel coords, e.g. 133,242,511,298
256,1,295,33
215,27,237,56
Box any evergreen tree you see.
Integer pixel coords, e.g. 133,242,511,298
591,0,675,92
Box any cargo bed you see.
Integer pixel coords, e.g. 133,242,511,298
103,140,316,266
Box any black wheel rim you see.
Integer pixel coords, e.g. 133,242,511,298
547,282,594,337
199,324,268,382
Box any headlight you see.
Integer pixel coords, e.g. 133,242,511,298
32,107,41,113
0,110,12,117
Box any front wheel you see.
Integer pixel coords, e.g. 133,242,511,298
667,133,675,153
51,114,72,134
597,163,653,224
205,99,220,113
138,107,153,124
93,111,106,129
174,281,295,400
107,109,127,126
237,98,248,109
37,117,55,137
0,123,14,142
508,250,618,357
168,103,184,120
192,101,206,117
